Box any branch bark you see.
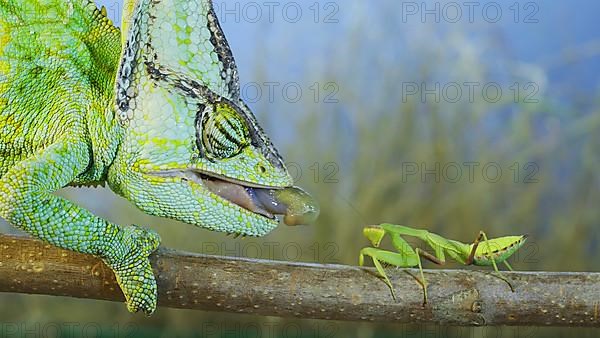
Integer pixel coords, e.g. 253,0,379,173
0,234,598,327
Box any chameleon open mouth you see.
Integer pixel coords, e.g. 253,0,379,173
176,170,319,226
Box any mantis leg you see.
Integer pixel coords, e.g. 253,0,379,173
480,231,515,292
413,248,449,304
465,231,484,265
359,247,421,301
414,248,428,304
359,248,397,300
372,255,397,300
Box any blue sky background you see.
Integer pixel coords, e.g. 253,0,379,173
97,0,600,100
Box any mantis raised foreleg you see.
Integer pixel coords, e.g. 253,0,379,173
359,224,527,304
359,231,431,301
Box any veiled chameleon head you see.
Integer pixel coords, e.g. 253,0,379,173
108,0,318,236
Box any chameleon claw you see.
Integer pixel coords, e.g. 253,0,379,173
105,225,161,315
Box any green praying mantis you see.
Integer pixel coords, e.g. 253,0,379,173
358,223,527,304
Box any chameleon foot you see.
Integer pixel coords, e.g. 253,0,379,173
104,225,161,315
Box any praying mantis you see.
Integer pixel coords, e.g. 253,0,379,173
358,223,527,303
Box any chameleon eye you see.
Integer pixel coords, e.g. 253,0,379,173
201,103,249,159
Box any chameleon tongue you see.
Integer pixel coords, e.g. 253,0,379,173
254,186,320,226
202,178,274,219
202,177,319,225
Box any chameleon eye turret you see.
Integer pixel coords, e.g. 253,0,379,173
198,102,250,161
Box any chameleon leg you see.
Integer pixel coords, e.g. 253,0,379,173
0,138,160,314
103,224,160,314
480,231,515,292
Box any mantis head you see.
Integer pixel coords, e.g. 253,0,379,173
108,0,318,236
363,226,386,247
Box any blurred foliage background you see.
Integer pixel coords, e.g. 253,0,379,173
1,0,599,337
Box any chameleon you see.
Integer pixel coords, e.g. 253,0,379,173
0,0,319,315
359,224,527,303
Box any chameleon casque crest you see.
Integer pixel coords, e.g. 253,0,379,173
0,0,318,314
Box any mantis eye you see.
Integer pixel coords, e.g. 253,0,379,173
201,103,249,159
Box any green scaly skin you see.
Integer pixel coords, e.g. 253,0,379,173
0,0,318,315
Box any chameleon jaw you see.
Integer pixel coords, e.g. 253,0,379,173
190,170,320,226
149,169,320,226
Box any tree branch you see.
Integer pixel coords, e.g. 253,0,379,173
0,234,598,326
